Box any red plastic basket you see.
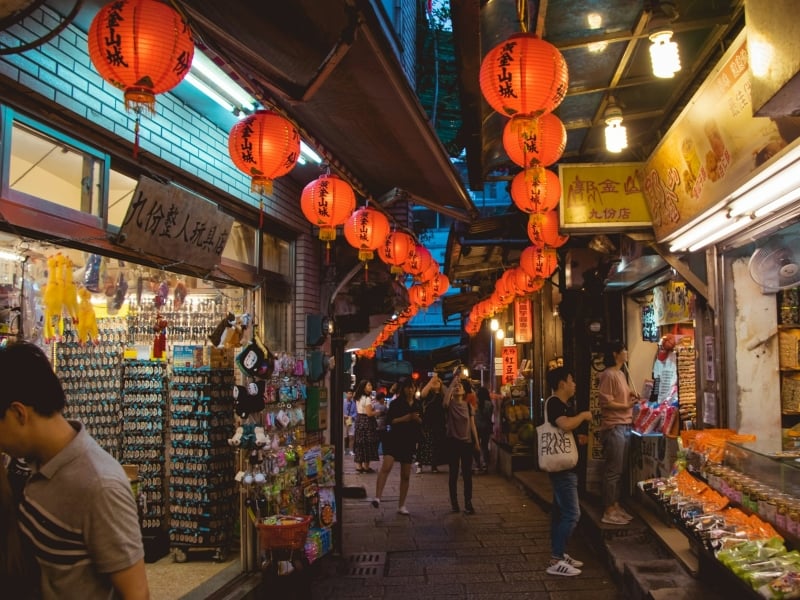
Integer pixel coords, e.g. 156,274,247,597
256,515,312,551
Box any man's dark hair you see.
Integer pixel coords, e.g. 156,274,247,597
546,366,572,393
0,342,65,417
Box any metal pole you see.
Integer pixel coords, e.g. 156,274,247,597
489,330,494,393
330,333,345,556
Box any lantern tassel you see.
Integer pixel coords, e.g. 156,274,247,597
364,261,369,282
325,241,330,265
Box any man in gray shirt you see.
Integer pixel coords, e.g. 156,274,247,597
0,342,149,599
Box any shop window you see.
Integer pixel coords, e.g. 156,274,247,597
107,169,138,228
262,299,290,352
9,119,105,217
223,221,257,266
261,233,291,277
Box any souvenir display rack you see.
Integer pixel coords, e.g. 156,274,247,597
168,365,236,562
121,359,168,529
58,317,127,460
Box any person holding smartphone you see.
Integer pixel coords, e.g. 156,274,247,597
443,370,480,514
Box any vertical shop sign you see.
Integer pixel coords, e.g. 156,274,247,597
642,304,658,342
585,351,605,496
501,345,518,384
514,298,533,343
119,176,234,271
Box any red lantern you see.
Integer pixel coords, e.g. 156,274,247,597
503,113,566,168
228,110,300,195
512,268,545,295
404,245,434,277
408,283,432,308
428,272,450,298
300,173,355,245
418,260,440,283
343,207,390,275
519,245,559,279
510,166,561,214
378,231,416,275
88,0,194,113
527,211,569,248
479,33,568,118
495,269,516,299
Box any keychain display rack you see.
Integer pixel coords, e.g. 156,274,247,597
58,317,127,461
121,359,168,529
168,365,236,563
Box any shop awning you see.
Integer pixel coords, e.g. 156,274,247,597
177,0,476,222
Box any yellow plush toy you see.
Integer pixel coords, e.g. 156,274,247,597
42,254,64,342
61,255,80,324
76,287,99,345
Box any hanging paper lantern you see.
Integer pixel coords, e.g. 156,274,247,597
428,272,450,298
300,172,355,245
512,267,545,295
527,211,569,248
479,33,569,118
407,283,432,308
378,230,416,275
228,109,300,195
510,166,561,214
495,269,515,300
417,260,440,283
87,0,195,113
404,244,434,277
343,206,391,273
503,113,566,168
519,245,559,279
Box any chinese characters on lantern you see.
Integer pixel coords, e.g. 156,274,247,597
495,41,518,101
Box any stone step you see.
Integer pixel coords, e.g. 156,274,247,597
622,559,698,600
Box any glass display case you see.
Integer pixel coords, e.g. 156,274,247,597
724,439,800,500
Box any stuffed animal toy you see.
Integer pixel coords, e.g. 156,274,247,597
208,312,235,347
76,287,99,345
222,312,251,348
42,254,64,343
233,381,266,418
60,255,80,325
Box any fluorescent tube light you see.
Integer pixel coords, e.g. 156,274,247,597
184,73,235,113
687,217,749,252
300,141,322,164
0,250,23,261
753,188,800,218
190,50,256,109
668,211,730,252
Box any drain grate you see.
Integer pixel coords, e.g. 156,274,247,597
344,552,386,578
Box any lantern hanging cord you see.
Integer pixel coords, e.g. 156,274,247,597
517,0,529,33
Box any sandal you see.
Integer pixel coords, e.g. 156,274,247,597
355,468,365,473
365,467,375,473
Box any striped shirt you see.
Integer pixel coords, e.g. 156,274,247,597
19,421,144,600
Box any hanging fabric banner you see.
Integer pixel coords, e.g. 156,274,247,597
514,298,533,343
501,345,518,385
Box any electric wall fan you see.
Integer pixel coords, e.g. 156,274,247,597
748,237,800,292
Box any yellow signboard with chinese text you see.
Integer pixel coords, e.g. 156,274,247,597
642,31,800,241
558,162,650,232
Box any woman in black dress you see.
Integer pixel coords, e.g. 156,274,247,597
416,373,447,474
371,377,422,515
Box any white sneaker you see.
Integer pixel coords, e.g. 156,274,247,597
601,512,629,525
546,560,581,576
561,553,584,568
397,506,410,515
616,507,634,520
415,466,422,474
